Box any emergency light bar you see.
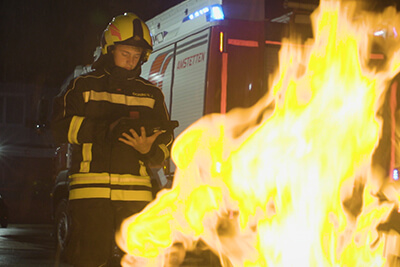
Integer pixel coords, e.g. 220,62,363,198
183,4,224,22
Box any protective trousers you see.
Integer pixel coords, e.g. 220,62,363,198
65,198,148,267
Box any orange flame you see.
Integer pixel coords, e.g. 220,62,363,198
117,1,400,266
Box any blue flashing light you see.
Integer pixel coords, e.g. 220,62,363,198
393,168,399,181
183,5,224,22
210,5,224,21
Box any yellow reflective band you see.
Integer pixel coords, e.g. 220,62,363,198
82,91,90,103
110,174,151,187
111,190,153,202
79,143,93,173
69,173,110,186
80,162,90,173
159,144,169,160
68,116,84,144
69,187,111,200
87,90,155,108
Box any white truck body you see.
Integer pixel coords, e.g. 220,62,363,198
140,0,266,182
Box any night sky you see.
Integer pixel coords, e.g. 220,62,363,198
1,0,400,91
0,0,184,90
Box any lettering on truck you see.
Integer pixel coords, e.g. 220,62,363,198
177,52,205,70
148,51,206,90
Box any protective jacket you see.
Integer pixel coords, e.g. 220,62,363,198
51,64,173,202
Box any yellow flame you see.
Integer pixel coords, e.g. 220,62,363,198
117,1,400,266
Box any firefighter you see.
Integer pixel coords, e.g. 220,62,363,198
51,13,173,267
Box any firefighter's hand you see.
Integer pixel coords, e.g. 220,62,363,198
119,126,163,154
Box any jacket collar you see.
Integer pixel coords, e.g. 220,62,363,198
104,65,141,81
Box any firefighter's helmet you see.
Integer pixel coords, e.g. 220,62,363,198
101,13,153,62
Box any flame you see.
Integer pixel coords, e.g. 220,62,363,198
117,1,400,266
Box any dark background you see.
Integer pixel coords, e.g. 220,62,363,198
0,0,184,90
1,0,400,90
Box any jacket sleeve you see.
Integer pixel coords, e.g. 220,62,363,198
51,77,110,145
141,90,174,167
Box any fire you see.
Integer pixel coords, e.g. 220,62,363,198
117,1,400,266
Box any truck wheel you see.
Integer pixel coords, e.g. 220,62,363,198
54,198,70,260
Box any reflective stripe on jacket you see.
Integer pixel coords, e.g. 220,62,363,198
68,173,153,202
